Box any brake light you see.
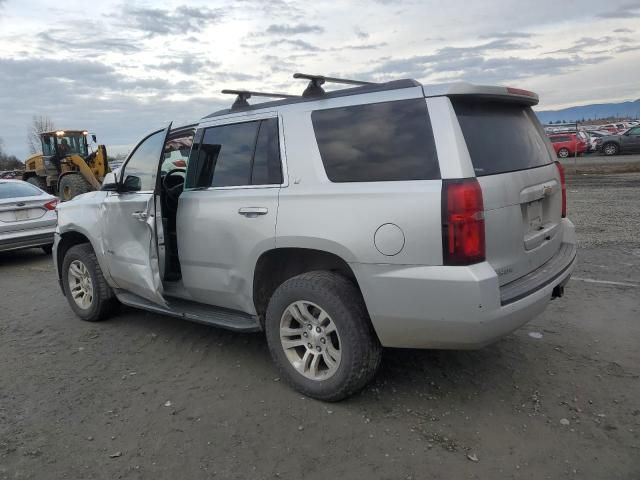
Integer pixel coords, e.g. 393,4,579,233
44,199,58,211
173,159,187,167
442,179,485,265
506,87,536,98
555,161,567,218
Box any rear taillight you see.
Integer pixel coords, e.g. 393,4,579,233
44,199,58,211
442,178,485,265
173,160,187,168
555,161,567,218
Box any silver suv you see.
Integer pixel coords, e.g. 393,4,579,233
54,74,576,401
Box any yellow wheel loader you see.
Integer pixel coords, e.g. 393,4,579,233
22,130,110,201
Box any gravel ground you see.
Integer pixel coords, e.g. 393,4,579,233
1,173,639,480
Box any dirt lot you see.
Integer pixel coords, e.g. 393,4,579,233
1,172,639,480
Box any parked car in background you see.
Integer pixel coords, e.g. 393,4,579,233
0,179,57,254
599,126,640,155
587,130,613,152
600,123,631,134
0,170,22,179
576,131,590,151
548,133,588,158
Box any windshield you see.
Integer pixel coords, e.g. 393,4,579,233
42,134,88,157
161,135,193,173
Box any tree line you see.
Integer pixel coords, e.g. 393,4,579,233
0,116,55,171
0,138,23,171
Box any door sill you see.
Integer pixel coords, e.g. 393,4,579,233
114,290,261,332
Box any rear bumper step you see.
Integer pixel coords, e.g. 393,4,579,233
500,242,576,306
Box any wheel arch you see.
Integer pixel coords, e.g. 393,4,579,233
252,247,367,327
56,230,112,294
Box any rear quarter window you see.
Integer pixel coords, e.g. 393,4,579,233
452,99,553,176
311,98,440,182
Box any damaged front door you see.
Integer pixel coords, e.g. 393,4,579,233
101,124,172,306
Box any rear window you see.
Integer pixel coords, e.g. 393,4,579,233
452,100,553,176
311,99,440,182
0,181,43,199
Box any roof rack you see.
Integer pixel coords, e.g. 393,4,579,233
293,73,376,98
221,89,298,109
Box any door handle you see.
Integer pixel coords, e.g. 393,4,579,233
132,211,148,221
238,207,268,217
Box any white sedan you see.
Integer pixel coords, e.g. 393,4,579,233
0,179,58,254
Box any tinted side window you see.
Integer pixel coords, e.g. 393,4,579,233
311,99,440,182
121,130,165,191
188,122,259,188
252,118,283,185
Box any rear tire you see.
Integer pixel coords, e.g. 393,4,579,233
265,271,382,401
602,142,619,156
58,174,92,201
26,176,48,191
61,244,118,322
557,148,570,158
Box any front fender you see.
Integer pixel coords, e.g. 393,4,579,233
56,191,116,288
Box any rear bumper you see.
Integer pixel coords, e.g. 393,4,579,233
353,219,576,349
0,225,56,252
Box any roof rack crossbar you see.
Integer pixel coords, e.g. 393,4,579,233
293,73,376,97
221,89,298,109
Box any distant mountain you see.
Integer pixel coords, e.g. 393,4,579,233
535,99,640,123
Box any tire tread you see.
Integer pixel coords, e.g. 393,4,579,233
62,243,118,321
266,271,382,401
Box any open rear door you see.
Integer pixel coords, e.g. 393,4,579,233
102,123,172,306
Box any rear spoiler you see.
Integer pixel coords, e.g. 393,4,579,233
423,82,539,106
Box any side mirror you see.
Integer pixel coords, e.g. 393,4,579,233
92,134,97,143
101,171,118,191
123,175,141,192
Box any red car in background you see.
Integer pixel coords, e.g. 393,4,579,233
548,133,588,158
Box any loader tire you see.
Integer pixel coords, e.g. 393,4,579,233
58,173,92,201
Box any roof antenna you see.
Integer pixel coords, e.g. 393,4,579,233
221,89,298,109
293,73,376,98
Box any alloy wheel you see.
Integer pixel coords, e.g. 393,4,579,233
67,259,94,309
279,301,342,380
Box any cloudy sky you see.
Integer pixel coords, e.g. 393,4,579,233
1,0,639,158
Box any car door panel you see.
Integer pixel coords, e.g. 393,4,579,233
102,192,166,305
101,124,171,306
177,188,279,313
625,128,640,152
176,116,282,313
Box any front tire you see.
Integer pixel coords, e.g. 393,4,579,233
26,176,48,191
602,142,619,156
265,271,382,401
61,244,118,321
58,174,92,201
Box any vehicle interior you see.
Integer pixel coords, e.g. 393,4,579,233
158,127,195,282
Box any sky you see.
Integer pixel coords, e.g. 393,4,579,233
0,0,639,158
